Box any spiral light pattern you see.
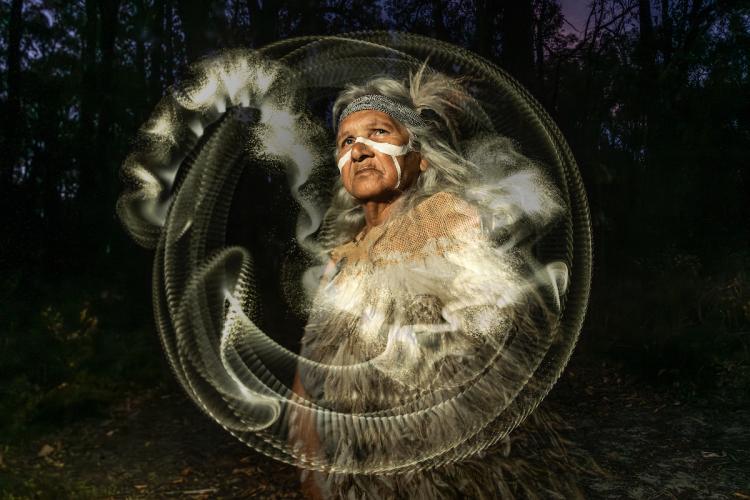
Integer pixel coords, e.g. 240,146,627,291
117,32,592,474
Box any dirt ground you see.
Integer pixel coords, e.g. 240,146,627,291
1,355,748,499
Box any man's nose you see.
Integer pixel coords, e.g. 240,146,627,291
351,141,373,161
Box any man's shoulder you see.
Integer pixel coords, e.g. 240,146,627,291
418,191,471,211
413,191,481,232
379,191,482,253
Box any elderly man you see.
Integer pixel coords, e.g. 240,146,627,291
291,66,575,499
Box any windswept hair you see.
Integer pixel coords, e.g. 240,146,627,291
319,65,485,251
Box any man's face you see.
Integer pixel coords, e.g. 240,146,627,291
336,110,426,201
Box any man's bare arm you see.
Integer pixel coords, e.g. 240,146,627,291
291,361,324,498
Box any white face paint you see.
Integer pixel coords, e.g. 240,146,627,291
337,137,411,189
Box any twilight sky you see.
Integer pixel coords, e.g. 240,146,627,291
559,0,592,34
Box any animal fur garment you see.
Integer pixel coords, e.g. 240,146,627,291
291,191,592,498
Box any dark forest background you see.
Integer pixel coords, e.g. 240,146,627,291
0,0,748,441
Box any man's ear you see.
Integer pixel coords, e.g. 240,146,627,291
419,156,428,172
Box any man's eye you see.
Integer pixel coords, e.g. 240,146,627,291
373,129,388,135
342,137,354,146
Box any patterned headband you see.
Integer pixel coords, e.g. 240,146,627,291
336,94,428,131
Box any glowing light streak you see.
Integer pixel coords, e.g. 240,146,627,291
115,37,591,481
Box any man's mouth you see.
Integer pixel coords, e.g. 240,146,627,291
355,166,379,175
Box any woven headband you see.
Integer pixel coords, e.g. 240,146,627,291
336,94,427,130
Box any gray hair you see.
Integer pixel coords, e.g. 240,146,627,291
319,66,482,251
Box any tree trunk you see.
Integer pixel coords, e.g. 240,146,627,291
134,0,147,121
93,0,121,259
150,0,164,104
39,100,62,273
164,0,175,84
637,0,657,145
534,0,549,97
97,0,120,147
473,0,499,59
659,0,673,64
177,1,213,61
247,0,278,47
2,0,24,190
431,0,449,41
77,0,99,217
96,0,121,176
501,0,535,87
638,0,656,71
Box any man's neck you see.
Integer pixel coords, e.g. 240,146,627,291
361,196,404,229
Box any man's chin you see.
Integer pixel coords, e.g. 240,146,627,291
352,185,400,203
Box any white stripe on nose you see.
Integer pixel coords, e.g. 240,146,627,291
337,137,410,189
